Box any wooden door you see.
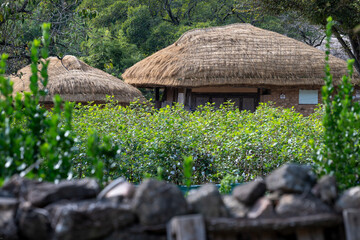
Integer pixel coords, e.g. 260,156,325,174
212,97,224,108
226,97,240,109
195,96,210,107
242,97,256,112
192,92,259,112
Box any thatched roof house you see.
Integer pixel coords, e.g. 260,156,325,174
123,24,359,114
12,55,144,105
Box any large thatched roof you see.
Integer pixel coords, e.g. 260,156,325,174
123,24,359,88
12,55,144,104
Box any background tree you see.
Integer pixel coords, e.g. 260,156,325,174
2,0,347,78
81,28,142,77
252,0,360,73
0,0,90,74
79,0,326,78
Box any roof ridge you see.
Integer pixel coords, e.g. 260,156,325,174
175,23,253,44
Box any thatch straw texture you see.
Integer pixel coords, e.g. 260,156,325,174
11,55,144,104
123,24,359,87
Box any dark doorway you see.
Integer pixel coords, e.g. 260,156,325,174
191,92,260,112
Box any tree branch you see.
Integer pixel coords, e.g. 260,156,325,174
332,26,360,73
163,0,179,25
313,36,326,48
183,1,197,21
332,26,357,60
17,0,31,13
6,55,31,60
235,13,246,23
0,0,31,28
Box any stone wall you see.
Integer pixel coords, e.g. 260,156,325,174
1,164,359,240
260,87,322,116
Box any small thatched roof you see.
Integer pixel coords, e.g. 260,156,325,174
11,55,144,104
123,24,359,88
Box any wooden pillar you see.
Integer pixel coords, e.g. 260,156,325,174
256,88,261,108
155,87,161,109
161,87,167,102
185,88,192,110
167,214,206,240
296,228,324,240
177,88,186,106
155,87,160,101
343,209,360,240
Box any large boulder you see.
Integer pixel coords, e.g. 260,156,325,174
98,178,135,202
51,199,135,240
132,179,188,225
2,175,41,199
266,164,316,193
18,205,51,240
232,180,266,205
0,189,14,198
247,197,275,219
276,194,332,216
26,178,100,207
312,175,337,205
266,191,282,204
187,184,228,218
336,186,360,211
0,197,19,240
222,195,248,218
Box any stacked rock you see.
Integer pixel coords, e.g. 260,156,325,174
0,164,359,240
187,164,338,219
0,176,137,240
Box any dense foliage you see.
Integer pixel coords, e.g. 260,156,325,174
0,0,90,73
79,0,329,77
253,0,360,73
71,100,322,184
314,18,360,190
0,23,76,184
0,24,117,185
1,1,360,188
0,34,325,185
1,0,331,77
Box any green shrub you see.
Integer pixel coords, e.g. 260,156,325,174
219,174,242,194
2,23,345,187
313,17,360,189
0,24,117,185
71,100,322,184
0,23,75,183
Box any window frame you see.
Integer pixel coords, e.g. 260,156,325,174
299,89,318,105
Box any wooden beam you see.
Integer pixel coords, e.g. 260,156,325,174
167,214,206,240
206,213,342,233
343,209,360,240
296,228,324,240
155,87,160,101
